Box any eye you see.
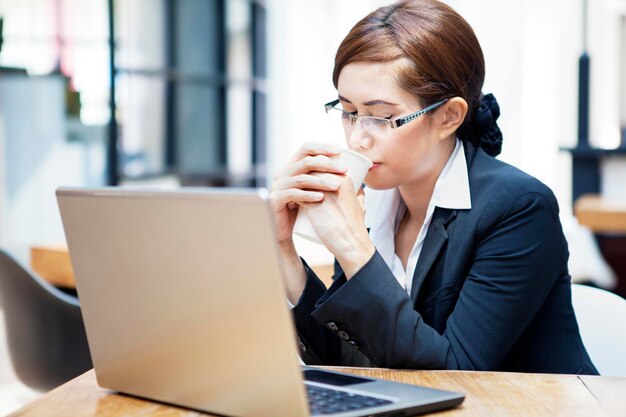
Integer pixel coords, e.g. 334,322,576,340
340,111,353,121
362,117,388,127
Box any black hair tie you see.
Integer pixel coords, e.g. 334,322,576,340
464,93,503,157
474,93,500,133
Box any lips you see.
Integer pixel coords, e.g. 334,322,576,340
369,163,382,170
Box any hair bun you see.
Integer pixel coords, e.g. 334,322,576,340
474,93,500,133
460,93,503,157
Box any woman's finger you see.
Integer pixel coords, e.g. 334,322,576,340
270,188,325,208
288,142,342,164
273,173,342,193
283,154,348,178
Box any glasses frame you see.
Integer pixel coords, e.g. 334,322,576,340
323,98,449,130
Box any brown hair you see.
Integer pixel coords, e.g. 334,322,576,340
333,0,502,156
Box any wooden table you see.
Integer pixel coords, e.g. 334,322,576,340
574,194,626,298
575,194,626,234
30,244,75,288
9,368,626,417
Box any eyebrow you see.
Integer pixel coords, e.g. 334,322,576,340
338,95,399,107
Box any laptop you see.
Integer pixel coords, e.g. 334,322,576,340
56,187,464,417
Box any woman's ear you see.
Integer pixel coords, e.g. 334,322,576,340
435,97,467,140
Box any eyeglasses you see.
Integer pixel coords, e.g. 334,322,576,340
323,98,448,136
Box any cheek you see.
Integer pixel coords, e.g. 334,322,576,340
376,131,439,180
382,133,423,167
395,124,440,158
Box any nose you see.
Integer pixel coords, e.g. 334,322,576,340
346,121,373,151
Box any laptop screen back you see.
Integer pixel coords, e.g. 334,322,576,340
57,187,309,417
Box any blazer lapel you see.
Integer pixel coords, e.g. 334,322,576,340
410,208,457,301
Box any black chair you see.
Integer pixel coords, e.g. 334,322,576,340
0,249,92,391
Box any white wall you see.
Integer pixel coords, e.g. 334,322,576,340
590,0,626,202
266,0,390,176
453,0,582,210
589,0,624,151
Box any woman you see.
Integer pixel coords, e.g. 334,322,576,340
270,0,598,374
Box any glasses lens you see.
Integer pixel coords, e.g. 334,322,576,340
327,108,390,135
360,116,389,135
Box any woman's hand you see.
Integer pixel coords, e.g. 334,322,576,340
269,143,348,244
300,173,375,279
269,143,351,303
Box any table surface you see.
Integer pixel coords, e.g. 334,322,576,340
30,244,75,288
9,368,626,417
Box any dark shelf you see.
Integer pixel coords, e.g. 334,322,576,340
563,146,626,204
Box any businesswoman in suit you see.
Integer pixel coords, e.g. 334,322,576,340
270,0,598,374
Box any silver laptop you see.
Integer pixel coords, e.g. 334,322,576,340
56,187,464,417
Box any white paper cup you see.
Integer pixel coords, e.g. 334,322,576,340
293,148,373,244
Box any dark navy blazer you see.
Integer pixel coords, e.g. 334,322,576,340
292,141,598,374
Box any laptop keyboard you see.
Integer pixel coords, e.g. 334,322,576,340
306,384,392,415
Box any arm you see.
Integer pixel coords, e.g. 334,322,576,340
270,144,376,364
290,259,343,365
292,257,375,367
277,240,308,305
308,191,565,369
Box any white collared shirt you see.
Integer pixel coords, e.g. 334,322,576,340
364,139,472,294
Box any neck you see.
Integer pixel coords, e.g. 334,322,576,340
398,137,456,220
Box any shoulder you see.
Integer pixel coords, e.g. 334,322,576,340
464,145,560,232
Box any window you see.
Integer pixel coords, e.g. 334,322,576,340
113,0,267,186
0,0,267,187
0,0,110,124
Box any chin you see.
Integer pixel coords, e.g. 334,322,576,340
363,177,397,191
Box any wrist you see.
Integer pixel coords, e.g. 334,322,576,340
335,241,375,279
276,238,307,303
277,237,297,255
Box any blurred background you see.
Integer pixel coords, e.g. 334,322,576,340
1,0,626,412
0,0,625,263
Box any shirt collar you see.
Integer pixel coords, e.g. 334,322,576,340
365,138,471,227
431,138,472,210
